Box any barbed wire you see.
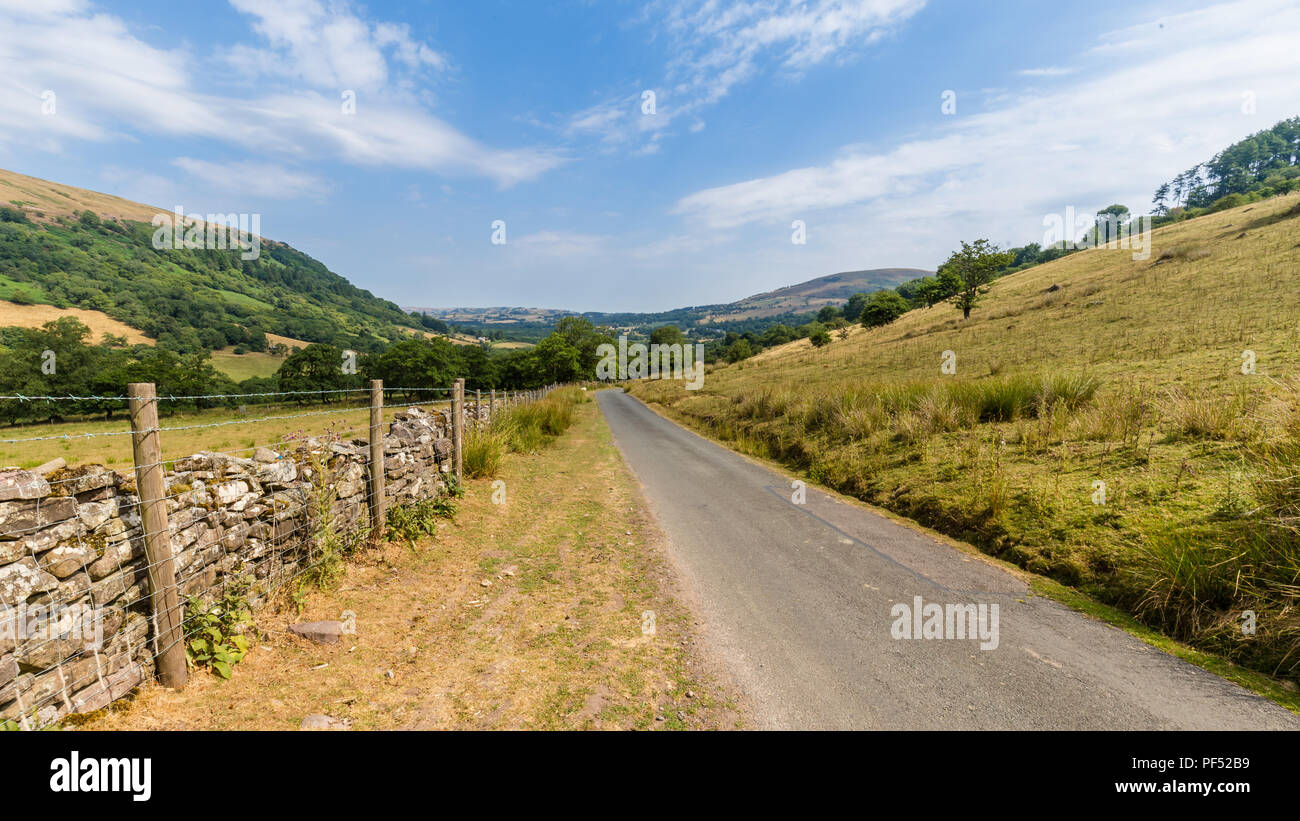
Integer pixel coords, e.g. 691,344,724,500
1,382,565,729
0,386,461,403
0,398,464,444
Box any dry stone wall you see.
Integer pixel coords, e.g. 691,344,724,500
0,400,495,729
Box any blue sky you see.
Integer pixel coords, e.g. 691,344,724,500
1,0,1298,311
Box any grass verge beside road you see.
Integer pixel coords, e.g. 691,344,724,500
76,390,745,730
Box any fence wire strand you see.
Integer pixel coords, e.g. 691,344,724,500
1,383,560,730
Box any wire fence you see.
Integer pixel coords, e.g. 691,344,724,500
0,380,560,729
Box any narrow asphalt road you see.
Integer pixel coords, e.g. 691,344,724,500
597,389,1300,730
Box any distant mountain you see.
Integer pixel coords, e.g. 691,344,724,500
0,167,423,354
408,267,928,331
701,268,930,322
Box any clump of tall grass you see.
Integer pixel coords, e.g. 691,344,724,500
1129,389,1300,678
1249,386,1300,532
1069,381,1150,444
491,387,582,454
734,387,797,420
1154,242,1212,263
751,373,1101,448
914,393,964,434
1129,521,1300,678
463,425,509,477
946,372,1100,423
1159,386,1248,441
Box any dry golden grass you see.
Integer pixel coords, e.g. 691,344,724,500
75,399,745,730
630,192,1300,684
0,167,167,224
263,332,311,350
729,192,1300,390
0,301,150,345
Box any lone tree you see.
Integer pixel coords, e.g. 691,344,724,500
939,239,1014,319
860,290,910,328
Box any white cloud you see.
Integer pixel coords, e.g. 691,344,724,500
0,0,559,188
673,0,1300,242
568,0,925,150
225,0,448,90
1018,67,1075,77
172,157,330,199
513,231,607,257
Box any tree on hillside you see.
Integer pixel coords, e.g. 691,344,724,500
724,338,754,363
760,324,797,347
911,277,947,309
649,325,685,346
552,316,616,377
276,343,356,400
1152,116,1300,210
1089,205,1131,247
860,290,910,328
843,292,869,322
364,338,458,394
531,334,583,383
817,305,842,323
939,239,1015,320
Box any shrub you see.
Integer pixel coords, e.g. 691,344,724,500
182,585,252,680
493,387,581,453
386,495,455,549
860,290,910,328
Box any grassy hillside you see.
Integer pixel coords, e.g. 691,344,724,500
0,301,149,345
632,191,1300,684
0,168,422,354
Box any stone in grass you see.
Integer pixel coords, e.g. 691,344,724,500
299,714,351,730
288,620,346,645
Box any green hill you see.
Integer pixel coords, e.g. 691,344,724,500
0,168,422,355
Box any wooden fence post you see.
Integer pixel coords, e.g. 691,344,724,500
452,378,465,482
126,383,187,689
490,388,496,419
369,379,386,546
475,388,481,429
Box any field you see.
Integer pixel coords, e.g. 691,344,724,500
0,300,150,345
0,305,308,382
208,348,285,381
0,398,458,470
631,192,1300,683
